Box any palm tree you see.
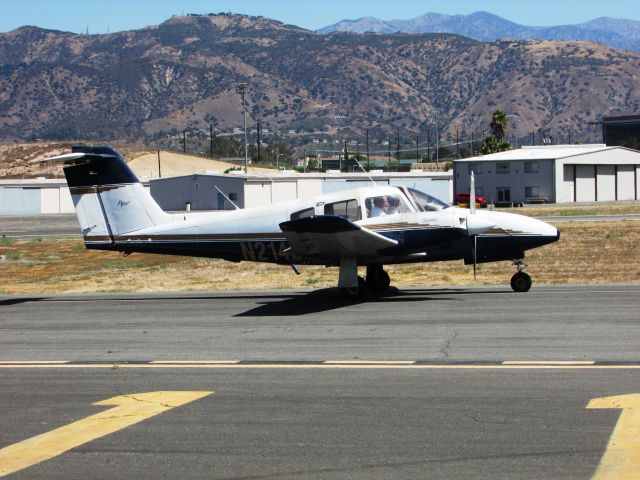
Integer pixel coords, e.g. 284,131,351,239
490,110,508,142
482,110,512,154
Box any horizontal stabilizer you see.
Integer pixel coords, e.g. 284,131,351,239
280,215,397,258
40,152,118,165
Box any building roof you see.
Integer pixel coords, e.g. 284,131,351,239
455,144,619,162
603,114,640,124
151,171,452,183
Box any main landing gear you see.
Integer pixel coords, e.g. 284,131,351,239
365,264,390,293
510,259,532,292
338,262,391,300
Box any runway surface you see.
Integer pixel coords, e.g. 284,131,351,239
1,285,639,479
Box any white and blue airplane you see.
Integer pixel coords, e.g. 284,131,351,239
46,145,559,299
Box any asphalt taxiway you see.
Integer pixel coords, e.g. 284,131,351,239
1,285,639,479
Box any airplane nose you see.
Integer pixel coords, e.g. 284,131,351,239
466,214,495,236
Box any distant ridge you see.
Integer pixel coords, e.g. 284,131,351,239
317,11,640,52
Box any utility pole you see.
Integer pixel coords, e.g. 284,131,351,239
427,126,431,161
209,123,214,159
396,128,400,163
157,149,161,178
343,139,348,172
256,121,261,164
456,128,459,159
366,128,370,170
235,83,249,173
435,110,439,165
415,135,419,163
182,130,186,154
387,135,391,171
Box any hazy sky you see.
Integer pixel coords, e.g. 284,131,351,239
1,0,639,34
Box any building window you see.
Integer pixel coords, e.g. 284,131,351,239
496,162,510,174
497,187,511,202
525,186,540,198
468,164,482,174
324,199,361,221
525,161,539,173
229,192,238,201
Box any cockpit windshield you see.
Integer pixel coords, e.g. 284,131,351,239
406,187,450,212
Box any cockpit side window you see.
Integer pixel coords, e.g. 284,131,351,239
366,194,411,217
407,188,449,212
324,199,361,221
290,207,315,220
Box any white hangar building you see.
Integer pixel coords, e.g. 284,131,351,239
0,171,452,215
150,171,453,211
0,178,74,214
453,145,640,204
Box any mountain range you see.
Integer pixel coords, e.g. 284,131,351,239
0,13,639,146
318,11,640,52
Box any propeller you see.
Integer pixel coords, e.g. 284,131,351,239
471,170,477,280
465,171,494,279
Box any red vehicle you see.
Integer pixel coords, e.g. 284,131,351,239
454,192,488,207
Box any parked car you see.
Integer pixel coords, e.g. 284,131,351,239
454,192,488,207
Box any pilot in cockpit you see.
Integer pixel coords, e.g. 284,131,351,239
370,197,388,217
386,196,400,214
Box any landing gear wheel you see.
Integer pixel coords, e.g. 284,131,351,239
340,276,367,300
366,265,390,293
510,271,532,292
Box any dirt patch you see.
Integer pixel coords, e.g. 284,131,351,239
129,151,278,179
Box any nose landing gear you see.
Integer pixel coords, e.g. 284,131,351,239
510,259,532,292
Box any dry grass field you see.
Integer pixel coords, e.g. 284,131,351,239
1,221,638,295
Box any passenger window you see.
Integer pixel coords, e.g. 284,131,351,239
324,199,361,221
290,208,315,220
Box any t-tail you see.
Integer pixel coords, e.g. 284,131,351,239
44,145,171,249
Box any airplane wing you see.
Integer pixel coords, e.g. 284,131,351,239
279,215,398,259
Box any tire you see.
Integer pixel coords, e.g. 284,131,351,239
366,269,390,293
340,276,367,300
510,272,532,292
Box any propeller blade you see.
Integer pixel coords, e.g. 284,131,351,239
473,235,477,280
470,170,476,214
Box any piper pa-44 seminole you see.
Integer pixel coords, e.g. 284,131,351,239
46,145,560,299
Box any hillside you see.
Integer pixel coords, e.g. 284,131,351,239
0,13,639,147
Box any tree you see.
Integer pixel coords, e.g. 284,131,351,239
264,140,293,168
481,110,512,155
621,138,640,151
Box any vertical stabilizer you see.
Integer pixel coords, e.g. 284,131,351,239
44,146,171,243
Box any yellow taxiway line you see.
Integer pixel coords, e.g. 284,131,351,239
0,361,639,370
0,391,212,478
587,394,640,480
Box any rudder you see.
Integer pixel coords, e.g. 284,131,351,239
45,145,171,244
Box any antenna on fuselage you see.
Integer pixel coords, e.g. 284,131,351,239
351,156,377,187
214,186,239,210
